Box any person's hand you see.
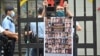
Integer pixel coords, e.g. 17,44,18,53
25,31,32,35
43,0,48,6
15,33,18,36
15,36,18,41
29,31,32,34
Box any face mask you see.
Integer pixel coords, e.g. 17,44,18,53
11,11,15,17
56,10,65,17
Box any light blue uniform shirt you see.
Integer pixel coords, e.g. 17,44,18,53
2,16,15,33
30,22,45,38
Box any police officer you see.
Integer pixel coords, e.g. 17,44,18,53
2,6,16,56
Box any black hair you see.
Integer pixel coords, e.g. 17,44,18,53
5,6,14,14
38,7,43,15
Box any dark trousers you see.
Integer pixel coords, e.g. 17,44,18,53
4,40,15,56
32,38,44,56
32,48,43,56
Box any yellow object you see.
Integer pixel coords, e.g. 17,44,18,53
88,0,93,3
20,0,27,6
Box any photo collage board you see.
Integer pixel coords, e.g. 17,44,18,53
45,17,73,56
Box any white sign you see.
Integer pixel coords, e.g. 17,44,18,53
44,17,73,56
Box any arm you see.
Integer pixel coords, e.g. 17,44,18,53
76,22,82,31
0,26,18,40
2,31,18,41
41,5,46,17
76,24,82,31
66,9,73,17
25,31,32,35
42,0,48,17
64,1,73,17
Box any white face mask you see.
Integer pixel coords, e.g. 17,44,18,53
11,11,15,17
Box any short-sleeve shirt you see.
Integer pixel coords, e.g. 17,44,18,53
2,16,15,33
30,22,45,38
0,26,5,33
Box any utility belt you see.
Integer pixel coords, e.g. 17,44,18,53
0,34,15,47
0,34,8,47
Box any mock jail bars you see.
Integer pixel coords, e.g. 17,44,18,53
73,0,97,56
17,0,44,56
